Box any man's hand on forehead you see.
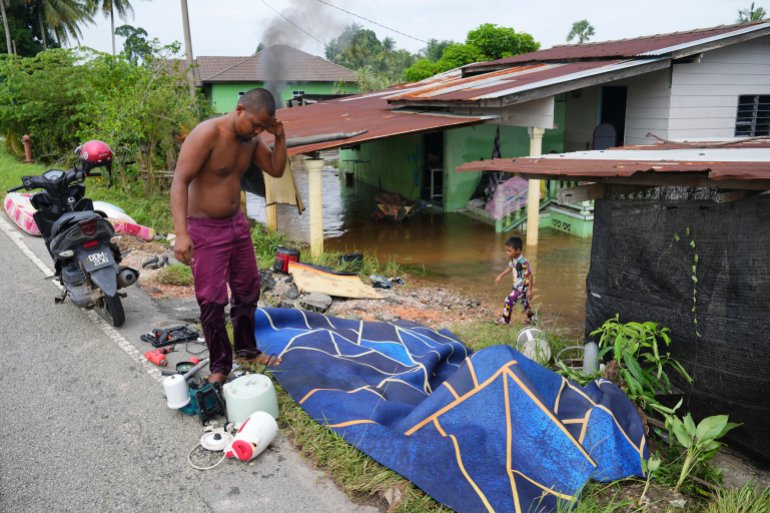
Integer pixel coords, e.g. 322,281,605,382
267,118,284,137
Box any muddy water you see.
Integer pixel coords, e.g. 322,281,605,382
247,163,591,336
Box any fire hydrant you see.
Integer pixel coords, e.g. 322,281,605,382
22,134,33,163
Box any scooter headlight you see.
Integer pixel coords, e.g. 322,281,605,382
58,250,74,258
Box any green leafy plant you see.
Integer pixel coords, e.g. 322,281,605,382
554,358,601,386
664,413,740,491
673,227,701,337
591,315,692,414
639,456,661,507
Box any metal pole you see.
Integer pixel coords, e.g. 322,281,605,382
179,0,196,99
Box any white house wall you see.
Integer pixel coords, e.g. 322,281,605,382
564,86,600,151
620,69,673,145
460,96,555,129
668,36,770,139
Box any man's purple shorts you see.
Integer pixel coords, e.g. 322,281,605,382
188,211,261,376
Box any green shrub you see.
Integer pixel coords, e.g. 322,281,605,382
0,47,209,196
591,315,691,414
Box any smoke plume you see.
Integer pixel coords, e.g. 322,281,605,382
258,0,346,104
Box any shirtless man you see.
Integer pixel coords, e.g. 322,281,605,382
171,88,285,385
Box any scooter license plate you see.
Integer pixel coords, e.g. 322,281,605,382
81,248,115,271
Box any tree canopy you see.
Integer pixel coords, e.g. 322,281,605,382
404,23,540,82
737,2,767,22
88,0,136,55
566,20,595,44
26,0,93,50
1,1,59,55
324,24,415,91
114,23,150,63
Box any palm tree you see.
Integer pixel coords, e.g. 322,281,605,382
88,0,133,55
25,0,93,49
566,19,595,44
738,2,767,22
1,0,12,54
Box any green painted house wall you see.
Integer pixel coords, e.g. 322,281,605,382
207,81,359,113
339,134,423,200
338,97,566,212
444,124,530,211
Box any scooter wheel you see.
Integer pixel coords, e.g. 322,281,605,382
105,295,125,327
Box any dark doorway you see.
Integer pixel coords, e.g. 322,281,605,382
422,132,444,204
600,86,627,146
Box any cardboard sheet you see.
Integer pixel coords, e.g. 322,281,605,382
288,261,381,299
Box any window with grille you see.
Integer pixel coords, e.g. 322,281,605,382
292,90,305,98
735,95,770,136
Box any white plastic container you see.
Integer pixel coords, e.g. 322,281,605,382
225,411,278,461
223,374,279,425
163,374,190,409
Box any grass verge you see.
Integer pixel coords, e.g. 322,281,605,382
155,263,194,286
273,381,453,513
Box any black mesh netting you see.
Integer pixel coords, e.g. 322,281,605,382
586,189,770,465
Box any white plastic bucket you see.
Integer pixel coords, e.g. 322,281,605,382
226,411,278,461
223,374,279,425
163,374,190,409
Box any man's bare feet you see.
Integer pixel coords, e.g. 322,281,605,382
237,353,282,367
208,372,227,385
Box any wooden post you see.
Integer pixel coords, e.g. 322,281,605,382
263,162,291,232
265,203,278,232
306,158,324,258
526,127,545,247
240,190,248,216
22,135,33,163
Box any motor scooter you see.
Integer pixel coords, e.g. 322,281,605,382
6,140,139,327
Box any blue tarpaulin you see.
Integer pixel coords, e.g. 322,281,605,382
255,308,647,513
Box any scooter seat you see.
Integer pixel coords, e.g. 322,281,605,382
51,210,103,238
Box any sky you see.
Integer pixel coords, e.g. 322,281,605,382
74,0,763,58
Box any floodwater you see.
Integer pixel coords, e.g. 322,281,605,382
247,161,592,336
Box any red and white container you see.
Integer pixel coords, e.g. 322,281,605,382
225,411,278,461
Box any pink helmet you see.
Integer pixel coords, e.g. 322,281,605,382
78,140,113,170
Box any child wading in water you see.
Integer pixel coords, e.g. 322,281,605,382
495,236,535,324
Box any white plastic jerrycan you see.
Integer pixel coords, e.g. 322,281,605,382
225,411,278,461
222,373,279,426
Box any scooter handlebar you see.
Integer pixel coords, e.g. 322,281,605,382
7,176,37,193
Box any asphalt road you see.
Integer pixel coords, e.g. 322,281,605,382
0,213,381,513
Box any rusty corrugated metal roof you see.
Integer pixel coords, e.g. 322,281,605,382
456,141,770,184
464,21,770,71
388,60,629,103
261,90,491,156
